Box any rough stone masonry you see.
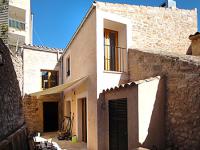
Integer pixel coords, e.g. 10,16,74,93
128,49,200,150
0,39,28,149
97,1,197,54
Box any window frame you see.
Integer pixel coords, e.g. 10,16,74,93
66,55,71,78
41,69,58,90
104,28,119,72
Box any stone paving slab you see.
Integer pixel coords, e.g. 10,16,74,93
41,132,87,150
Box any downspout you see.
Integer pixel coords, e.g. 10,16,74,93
22,46,24,97
61,55,64,84
59,55,64,130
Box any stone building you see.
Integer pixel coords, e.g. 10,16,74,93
24,1,199,150
1,0,198,150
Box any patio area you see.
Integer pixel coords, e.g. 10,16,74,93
37,132,87,150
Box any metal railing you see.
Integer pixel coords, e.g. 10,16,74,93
104,45,127,72
9,18,25,31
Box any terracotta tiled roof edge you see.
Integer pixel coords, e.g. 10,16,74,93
23,44,64,53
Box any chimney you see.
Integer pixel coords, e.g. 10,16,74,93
189,32,200,56
160,0,176,8
166,0,176,8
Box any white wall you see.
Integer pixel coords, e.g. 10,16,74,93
9,0,29,10
9,0,32,45
138,77,161,144
23,49,60,94
96,9,132,96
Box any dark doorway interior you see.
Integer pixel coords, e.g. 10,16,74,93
109,99,128,150
82,98,87,143
43,102,58,132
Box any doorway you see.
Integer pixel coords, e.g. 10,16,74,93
109,99,128,150
65,101,71,117
43,102,58,132
77,98,87,142
82,98,87,142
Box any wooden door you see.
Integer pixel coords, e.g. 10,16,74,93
109,99,128,150
82,98,87,142
43,102,58,132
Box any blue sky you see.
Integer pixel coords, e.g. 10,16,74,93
31,0,200,48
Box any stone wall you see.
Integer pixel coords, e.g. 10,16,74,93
0,0,8,44
23,94,60,133
11,50,23,94
96,1,197,54
23,96,42,133
190,37,200,56
0,39,28,149
128,49,200,149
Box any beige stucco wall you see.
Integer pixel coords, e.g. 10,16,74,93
96,2,197,54
97,77,165,150
191,38,200,56
62,9,97,150
138,77,165,149
98,87,138,150
23,48,61,95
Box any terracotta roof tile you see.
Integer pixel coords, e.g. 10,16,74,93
102,76,161,93
23,44,63,53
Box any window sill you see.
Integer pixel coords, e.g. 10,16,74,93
103,70,124,74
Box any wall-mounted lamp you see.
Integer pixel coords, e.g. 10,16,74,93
0,51,4,66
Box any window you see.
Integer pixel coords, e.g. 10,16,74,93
66,56,70,77
104,28,126,72
41,70,58,89
104,29,118,71
9,19,25,30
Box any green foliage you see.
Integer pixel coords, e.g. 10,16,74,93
0,0,6,4
1,24,8,35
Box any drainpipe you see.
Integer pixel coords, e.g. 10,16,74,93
57,50,59,61
59,55,64,130
61,56,64,84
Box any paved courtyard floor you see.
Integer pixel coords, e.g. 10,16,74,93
40,132,87,150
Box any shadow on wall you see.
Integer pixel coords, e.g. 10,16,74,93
140,77,166,150
186,44,192,55
0,39,28,149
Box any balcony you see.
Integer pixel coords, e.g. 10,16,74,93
9,18,25,31
104,45,127,72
